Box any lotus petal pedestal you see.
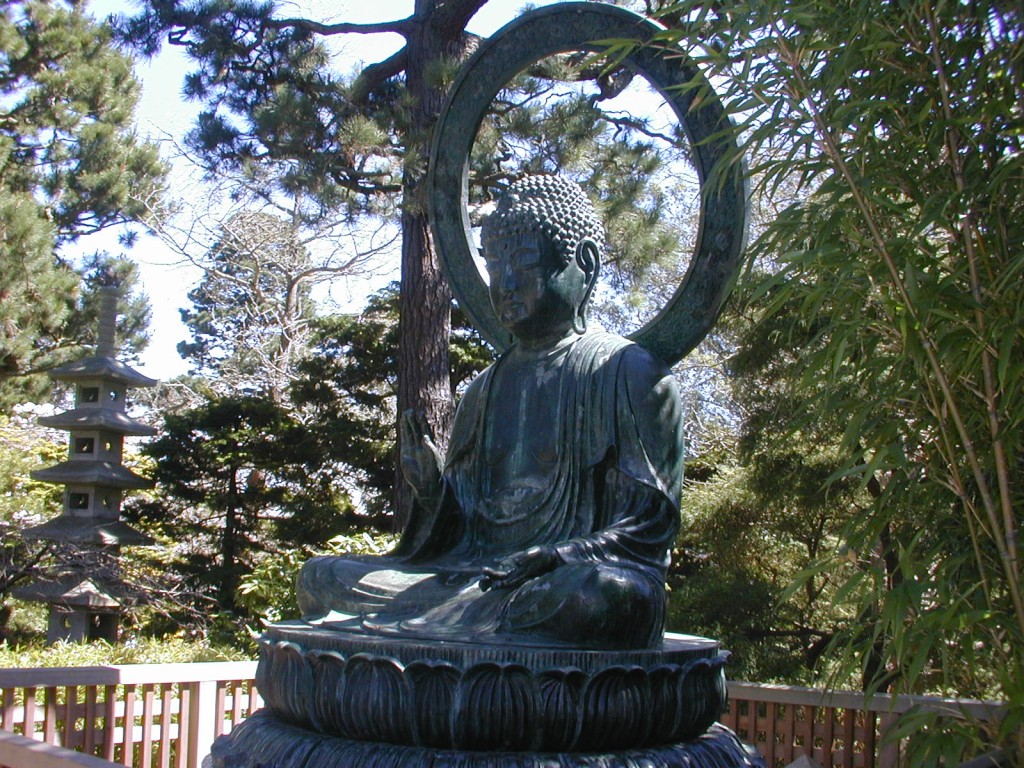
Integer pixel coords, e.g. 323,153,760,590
211,623,764,767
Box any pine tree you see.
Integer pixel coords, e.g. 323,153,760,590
113,0,690,526
129,395,353,621
0,0,166,410
114,0,486,527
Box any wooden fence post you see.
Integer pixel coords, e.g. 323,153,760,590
877,712,900,768
185,682,217,768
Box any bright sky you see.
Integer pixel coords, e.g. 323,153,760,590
80,0,564,381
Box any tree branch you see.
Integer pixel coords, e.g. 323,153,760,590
263,16,415,37
602,111,679,146
351,48,409,104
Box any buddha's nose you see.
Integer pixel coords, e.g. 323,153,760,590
498,265,518,293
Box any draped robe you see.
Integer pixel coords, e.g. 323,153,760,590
297,330,684,649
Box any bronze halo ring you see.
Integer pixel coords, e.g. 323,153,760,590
428,1,747,367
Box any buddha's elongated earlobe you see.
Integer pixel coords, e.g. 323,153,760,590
572,309,587,335
573,238,601,334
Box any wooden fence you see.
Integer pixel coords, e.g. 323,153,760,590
0,662,259,768
0,663,1005,768
0,729,122,768
722,682,1004,768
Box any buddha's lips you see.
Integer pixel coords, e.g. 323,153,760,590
497,300,526,321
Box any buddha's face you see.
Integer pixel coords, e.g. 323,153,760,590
483,230,585,344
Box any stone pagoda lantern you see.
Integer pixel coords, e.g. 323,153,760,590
16,285,157,643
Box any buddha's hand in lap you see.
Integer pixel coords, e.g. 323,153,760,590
479,545,560,591
400,409,443,505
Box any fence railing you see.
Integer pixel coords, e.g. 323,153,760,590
0,729,120,768
722,682,1004,768
0,662,259,768
0,663,1005,768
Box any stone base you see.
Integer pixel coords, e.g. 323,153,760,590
255,624,729,751
212,710,765,768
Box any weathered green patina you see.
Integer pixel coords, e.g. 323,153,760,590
215,5,758,765
429,1,747,367
297,175,684,649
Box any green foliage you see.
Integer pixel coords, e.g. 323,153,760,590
290,288,402,525
654,0,1024,759
0,414,62,637
0,415,63,524
177,210,318,399
1,250,153,411
0,0,164,410
113,0,402,214
670,439,864,683
0,1,164,236
127,395,354,622
0,636,249,668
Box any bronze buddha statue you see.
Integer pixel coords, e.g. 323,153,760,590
297,175,684,649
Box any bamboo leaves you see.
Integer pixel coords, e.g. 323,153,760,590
649,0,1023,760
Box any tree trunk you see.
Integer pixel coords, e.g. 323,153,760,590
395,210,452,530
222,468,240,612
392,0,482,530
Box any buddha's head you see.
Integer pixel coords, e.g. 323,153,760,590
481,175,604,344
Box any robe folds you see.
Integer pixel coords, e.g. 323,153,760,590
296,330,685,649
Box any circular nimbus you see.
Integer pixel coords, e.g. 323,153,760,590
428,2,747,366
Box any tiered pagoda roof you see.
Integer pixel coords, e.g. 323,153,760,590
48,355,158,388
15,575,124,609
38,408,157,436
21,517,154,546
17,283,159,642
31,459,154,489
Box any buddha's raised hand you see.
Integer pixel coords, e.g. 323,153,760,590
400,408,443,507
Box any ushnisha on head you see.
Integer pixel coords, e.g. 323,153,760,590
481,175,604,342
